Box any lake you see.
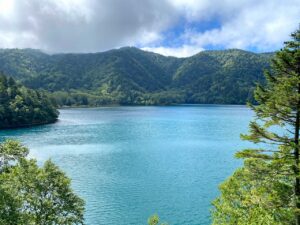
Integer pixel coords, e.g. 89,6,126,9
0,105,254,225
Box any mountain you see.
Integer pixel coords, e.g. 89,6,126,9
172,49,272,104
0,47,273,106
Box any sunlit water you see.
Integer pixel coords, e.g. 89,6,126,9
0,105,254,225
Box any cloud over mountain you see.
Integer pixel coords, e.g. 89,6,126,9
0,0,299,56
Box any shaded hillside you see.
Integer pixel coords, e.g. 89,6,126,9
0,47,273,106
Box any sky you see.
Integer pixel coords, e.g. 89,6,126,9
0,0,299,57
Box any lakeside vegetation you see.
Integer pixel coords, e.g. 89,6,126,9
0,48,272,107
0,74,58,129
212,27,300,224
0,140,85,224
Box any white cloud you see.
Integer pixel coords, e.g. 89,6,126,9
147,0,300,55
142,45,203,58
0,0,299,55
0,0,177,52
183,0,300,51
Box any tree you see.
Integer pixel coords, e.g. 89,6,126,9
0,140,28,171
0,140,85,225
0,74,59,129
148,214,168,225
212,26,300,224
212,160,293,224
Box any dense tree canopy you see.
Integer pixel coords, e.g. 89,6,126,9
0,48,272,106
0,74,58,128
0,140,85,225
212,27,300,224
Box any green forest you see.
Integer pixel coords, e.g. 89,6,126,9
0,48,272,106
0,74,58,128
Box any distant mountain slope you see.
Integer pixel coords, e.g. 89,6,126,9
0,47,273,106
172,49,272,104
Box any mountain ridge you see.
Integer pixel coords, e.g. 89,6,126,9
0,46,272,59
0,47,273,106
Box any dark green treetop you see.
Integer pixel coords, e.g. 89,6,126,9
0,74,59,129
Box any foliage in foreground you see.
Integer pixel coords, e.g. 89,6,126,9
148,214,168,225
0,140,85,225
0,74,58,129
212,27,300,224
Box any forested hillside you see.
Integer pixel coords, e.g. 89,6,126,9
0,47,273,106
0,74,58,128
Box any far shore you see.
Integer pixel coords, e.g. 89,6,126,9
58,103,248,110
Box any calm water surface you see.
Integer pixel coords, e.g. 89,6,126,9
0,105,254,225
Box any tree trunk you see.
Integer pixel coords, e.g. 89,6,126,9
295,84,300,225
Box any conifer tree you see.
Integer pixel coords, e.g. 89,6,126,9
213,26,300,224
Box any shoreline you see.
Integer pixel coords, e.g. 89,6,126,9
58,103,248,110
0,119,58,130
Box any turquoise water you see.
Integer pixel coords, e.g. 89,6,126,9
0,105,254,225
